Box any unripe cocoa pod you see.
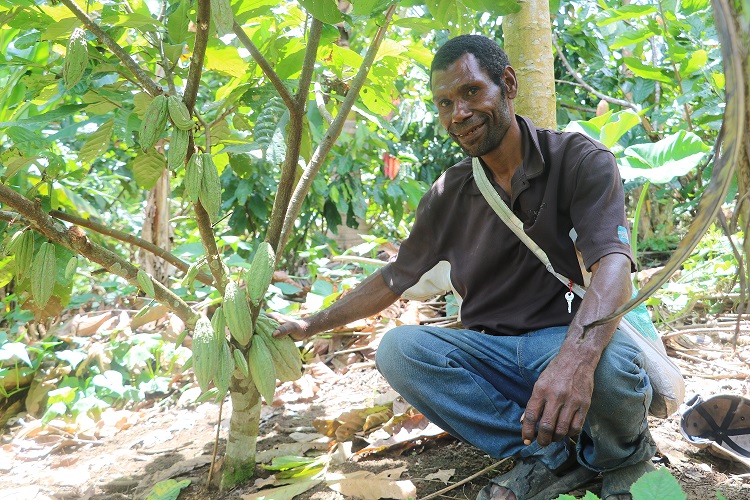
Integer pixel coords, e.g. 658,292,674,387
184,153,203,204
192,317,218,392
137,269,156,298
182,256,206,292
214,340,233,396
13,231,34,282
31,242,56,308
64,28,88,90
233,348,249,378
210,0,234,36
168,127,189,170
139,94,169,152
167,95,194,130
248,334,277,404
222,280,253,345
199,153,221,223
195,387,220,404
211,306,226,350
64,256,77,280
246,242,275,306
256,313,303,382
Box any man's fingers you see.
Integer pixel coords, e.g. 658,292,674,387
521,399,543,445
535,404,562,447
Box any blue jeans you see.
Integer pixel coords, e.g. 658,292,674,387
375,326,657,472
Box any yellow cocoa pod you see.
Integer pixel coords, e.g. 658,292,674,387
198,153,221,223
192,317,218,392
168,127,189,170
222,280,253,345
167,95,194,130
31,242,56,309
256,313,303,382
139,94,168,152
245,242,275,306
137,269,156,298
13,231,34,282
214,340,233,396
248,334,277,404
64,28,88,90
210,0,234,36
184,153,203,204
233,348,249,379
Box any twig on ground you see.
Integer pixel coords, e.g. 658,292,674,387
421,458,511,500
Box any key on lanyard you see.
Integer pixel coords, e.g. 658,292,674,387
565,279,574,314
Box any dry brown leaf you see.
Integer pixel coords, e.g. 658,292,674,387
425,468,455,484
242,479,321,500
73,312,114,336
327,467,416,499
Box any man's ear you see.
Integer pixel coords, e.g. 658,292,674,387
504,66,518,99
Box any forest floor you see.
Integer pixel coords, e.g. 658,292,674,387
3,297,750,500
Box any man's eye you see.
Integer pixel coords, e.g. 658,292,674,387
467,88,478,96
439,100,451,108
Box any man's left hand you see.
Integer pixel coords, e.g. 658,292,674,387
521,350,596,447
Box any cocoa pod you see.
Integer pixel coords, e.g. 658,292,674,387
256,313,303,382
195,387,221,404
192,317,218,392
137,269,156,298
64,28,88,90
248,334,277,404
222,280,253,345
139,94,168,152
184,153,203,204
31,242,56,308
64,256,77,280
168,127,189,170
182,256,206,292
198,153,221,223
13,231,34,282
211,306,226,351
210,0,234,36
167,95,194,130
214,340,233,396
233,348,249,379
246,242,275,306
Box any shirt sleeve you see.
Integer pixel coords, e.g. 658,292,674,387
569,148,636,271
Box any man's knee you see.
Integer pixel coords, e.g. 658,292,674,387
591,333,651,414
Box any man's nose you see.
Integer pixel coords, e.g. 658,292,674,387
452,99,472,123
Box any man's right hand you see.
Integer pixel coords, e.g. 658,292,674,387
273,319,311,341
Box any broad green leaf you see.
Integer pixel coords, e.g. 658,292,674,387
133,92,153,118
166,0,191,44
298,0,343,24
462,0,521,15
392,17,445,33
0,342,33,366
596,5,657,26
610,26,662,50
101,12,164,30
623,57,673,84
47,386,76,406
350,0,394,17
205,43,247,77
623,130,709,176
0,105,88,129
630,468,686,500
42,401,67,425
375,39,408,62
79,118,114,164
41,17,81,41
132,150,166,190
599,110,641,148
144,478,191,500
0,257,14,288
680,49,708,75
679,0,711,14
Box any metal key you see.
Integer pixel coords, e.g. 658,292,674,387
565,291,574,313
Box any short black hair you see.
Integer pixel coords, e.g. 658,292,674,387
431,35,511,89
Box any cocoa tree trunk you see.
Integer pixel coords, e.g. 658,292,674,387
221,375,262,489
138,170,173,286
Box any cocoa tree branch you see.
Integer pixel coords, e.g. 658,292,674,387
59,0,163,97
0,186,198,328
184,0,210,111
232,21,295,111
47,210,214,287
277,6,397,256
265,18,323,253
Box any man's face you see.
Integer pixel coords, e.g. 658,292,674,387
431,53,513,158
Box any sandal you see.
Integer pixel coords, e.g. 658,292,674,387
476,455,597,500
600,461,656,500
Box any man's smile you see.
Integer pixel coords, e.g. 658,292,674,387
453,122,484,138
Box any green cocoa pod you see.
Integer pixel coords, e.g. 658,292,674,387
139,94,168,152
210,0,234,36
13,231,34,282
256,313,304,382
31,242,56,308
64,28,88,90
215,340,233,396
222,280,253,345
167,95,194,130
184,153,203,204
248,334,277,404
211,306,226,351
3,230,25,256
137,269,156,298
181,256,206,293
64,256,77,280
195,387,220,404
233,348,249,379
246,242,275,306
198,153,221,223
192,317,218,392
168,127,189,170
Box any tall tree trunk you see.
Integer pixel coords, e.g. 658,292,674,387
502,0,556,129
138,170,173,285
221,375,262,489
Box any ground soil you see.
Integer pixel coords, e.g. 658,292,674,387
3,312,750,500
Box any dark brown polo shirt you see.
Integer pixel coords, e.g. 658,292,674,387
381,115,635,336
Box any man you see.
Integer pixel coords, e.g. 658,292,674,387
275,34,656,500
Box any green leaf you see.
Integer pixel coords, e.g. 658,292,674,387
610,26,662,50
623,57,673,84
0,342,33,366
166,0,191,44
0,104,89,129
298,0,343,24
596,5,657,26
204,42,248,77
41,17,81,41
630,468,686,500
599,110,641,148
462,0,521,15
680,49,708,75
42,401,68,425
132,150,166,190
79,119,114,164
144,479,191,500
619,130,710,183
